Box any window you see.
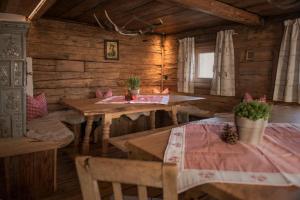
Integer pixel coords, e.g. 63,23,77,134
196,52,214,79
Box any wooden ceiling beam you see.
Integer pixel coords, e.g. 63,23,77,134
28,0,57,21
159,0,264,26
60,0,106,19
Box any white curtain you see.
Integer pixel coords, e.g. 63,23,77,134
210,30,235,96
177,37,195,93
273,18,300,103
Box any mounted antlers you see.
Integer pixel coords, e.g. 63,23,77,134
94,10,163,36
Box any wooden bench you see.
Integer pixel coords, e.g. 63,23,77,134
109,125,177,153
0,138,59,200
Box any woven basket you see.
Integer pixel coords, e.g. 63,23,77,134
235,116,268,145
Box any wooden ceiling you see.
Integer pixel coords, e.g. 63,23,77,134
1,0,300,34
43,0,229,34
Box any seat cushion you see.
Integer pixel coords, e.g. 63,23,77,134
96,88,113,98
46,110,85,125
26,117,74,148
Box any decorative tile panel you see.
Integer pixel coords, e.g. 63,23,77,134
12,114,23,137
13,62,24,87
0,33,22,59
0,21,28,138
0,116,11,138
2,89,22,114
0,61,10,86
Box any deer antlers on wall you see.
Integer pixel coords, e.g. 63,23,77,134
267,0,300,9
93,10,163,36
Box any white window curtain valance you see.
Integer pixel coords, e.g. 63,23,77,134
177,37,195,93
210,30,235,96
273,18,300,103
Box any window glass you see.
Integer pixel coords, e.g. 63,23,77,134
197,52,214,78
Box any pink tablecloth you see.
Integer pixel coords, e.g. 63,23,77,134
164,122,300,192
95,95,169,105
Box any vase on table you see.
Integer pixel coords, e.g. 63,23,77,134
235,116,268,145
234,100,271,146
128,88,140,100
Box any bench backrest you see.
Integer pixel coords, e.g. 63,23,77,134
76,156,177,200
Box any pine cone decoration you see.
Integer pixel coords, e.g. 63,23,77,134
222,124,239,145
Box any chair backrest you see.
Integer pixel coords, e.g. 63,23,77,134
75,156,178,200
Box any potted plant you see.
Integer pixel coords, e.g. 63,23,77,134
234,101,271,145
127,76,141,99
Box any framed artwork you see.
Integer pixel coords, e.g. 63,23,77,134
245,49,254,62
104,40,119,60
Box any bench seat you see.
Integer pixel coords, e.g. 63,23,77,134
26,117,74,148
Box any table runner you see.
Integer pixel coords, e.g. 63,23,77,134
164,122,300,193
95,95,169,105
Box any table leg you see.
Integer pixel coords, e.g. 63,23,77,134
150,111,156,129
171,106,178,125
102,114,112,155
82,116,94,154
72,124,81,146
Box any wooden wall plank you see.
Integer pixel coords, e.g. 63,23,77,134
27,19,163,111
165,21,283,99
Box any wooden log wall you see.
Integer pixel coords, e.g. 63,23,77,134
164,20,284,99
27,19,163,111
163,35,178,92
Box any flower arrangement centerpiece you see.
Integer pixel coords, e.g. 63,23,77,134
126,76,141,100
234,99,272,145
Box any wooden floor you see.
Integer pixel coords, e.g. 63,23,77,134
42,142,216,200
42,144,125,200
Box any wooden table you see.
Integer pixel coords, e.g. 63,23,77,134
113,118,300,200
63,95,203,154
0,137,58,200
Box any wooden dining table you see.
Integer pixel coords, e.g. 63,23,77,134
111,117,300,200
63,94,204,154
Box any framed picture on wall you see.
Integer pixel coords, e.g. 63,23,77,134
104,40,119,60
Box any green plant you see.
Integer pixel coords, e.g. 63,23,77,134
234,101,272,121
127,76,140,90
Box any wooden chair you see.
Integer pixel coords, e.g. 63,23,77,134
75,156,178,200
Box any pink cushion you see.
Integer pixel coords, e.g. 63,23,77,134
162,88,169,94
258,95,267,103
96,88,113,99
153,88,170,94
243,93,267,103
243,93,253,102
95,89,103,98
27,93,48,121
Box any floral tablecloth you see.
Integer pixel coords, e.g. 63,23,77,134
95,95,169,105
164,121,300,192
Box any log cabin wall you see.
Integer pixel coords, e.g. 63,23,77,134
27,19,163,111
163,35,178,93
164,20,284,99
